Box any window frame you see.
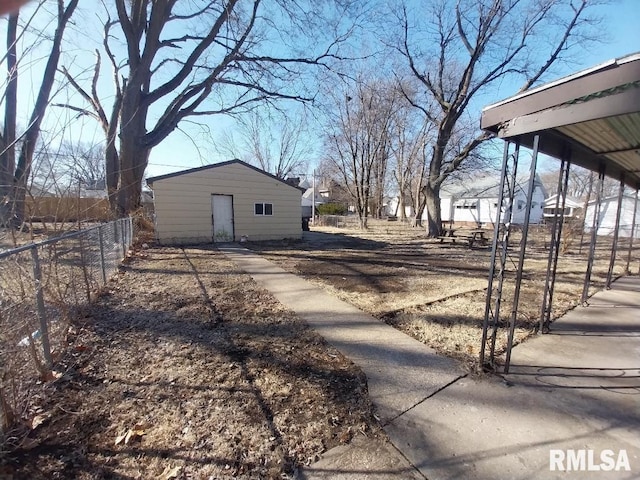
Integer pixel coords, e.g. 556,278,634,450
254,202,274,216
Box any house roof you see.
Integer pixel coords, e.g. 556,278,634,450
481,52,640,189
586,193,640,206
146,159,303,192
543,194,582,209
441,173,545,199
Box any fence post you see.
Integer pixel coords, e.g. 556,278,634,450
30,246,53,369
120,218,127,258
114,219,120,257
98,224,107,285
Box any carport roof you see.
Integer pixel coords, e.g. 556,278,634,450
480,52,640,189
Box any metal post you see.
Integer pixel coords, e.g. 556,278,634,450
578,173,594,254
581,166,605,305
625,187,638,274
312,169,316,225
489,142,520,365
605,177,625,289
540,151,571,333
128,217,133,247
30,246,52,368
98,224,107,285
120,218,127,258
114,219,120,256
504,135,540,374
480,140,511,368
480,140,520,370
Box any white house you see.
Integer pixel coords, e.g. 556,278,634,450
584,194,640,238
386,174,547,226
147,160,303,244
543,194,582,220
440,173,546,226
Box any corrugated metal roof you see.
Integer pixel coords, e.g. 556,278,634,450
481,54,640,189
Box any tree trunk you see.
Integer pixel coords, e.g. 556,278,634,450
117,74,148,214
105,142,119,212
117,139,148,215
424,183,442,237
10,0,79,225
0,13,18,227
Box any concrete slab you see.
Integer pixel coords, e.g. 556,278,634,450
294,434,423,480
222,244,640,480
220,245,464,424
387,277,640,479
384,375,640,480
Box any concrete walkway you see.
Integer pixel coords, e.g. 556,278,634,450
221,245,640,480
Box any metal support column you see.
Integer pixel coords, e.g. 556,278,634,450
540,150,571,333
605,177,625,289
504,135,540,374
581,166,605,305
480,140,520,370
626,187,639,274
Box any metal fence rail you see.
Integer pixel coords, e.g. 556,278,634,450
0,217,133,437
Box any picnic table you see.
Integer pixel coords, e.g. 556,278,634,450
437,228,488,248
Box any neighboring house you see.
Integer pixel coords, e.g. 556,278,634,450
386,174,546,226
301,186,325,219
543,194,582,220
440,173,546,226
584,194,640,239
146,159,303,244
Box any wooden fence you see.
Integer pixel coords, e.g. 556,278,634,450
25,196,113,222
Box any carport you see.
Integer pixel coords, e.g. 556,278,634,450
479,52,640,372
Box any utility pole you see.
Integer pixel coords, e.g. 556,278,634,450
312,168,316,225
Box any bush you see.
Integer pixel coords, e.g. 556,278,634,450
317,203,348,215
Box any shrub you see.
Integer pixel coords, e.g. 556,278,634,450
317,203,348,215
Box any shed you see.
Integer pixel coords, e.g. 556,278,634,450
584,194,640,239
146,160,303,244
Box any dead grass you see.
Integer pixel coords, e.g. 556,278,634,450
251,220,638,369
7,246,379,479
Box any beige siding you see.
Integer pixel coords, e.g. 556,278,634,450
152,162,302,244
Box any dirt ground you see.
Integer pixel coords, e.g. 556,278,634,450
7,246,379,479
6,219,637,478
250,220,638,368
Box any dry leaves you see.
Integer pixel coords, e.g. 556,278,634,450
115,423,147,445
158,465,181,479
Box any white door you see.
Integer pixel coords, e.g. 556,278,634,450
211,195,234,242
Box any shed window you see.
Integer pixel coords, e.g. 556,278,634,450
255,202,273,216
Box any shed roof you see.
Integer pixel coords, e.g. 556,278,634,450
146,159,303,192
480,52,640,189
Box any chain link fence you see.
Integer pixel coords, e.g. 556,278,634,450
0,217,133,441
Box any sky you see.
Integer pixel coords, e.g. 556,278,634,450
1,0,639,182
143,0,640,179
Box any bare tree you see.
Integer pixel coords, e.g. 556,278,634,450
394,0,600,236
390,95,432,222
216,108,313,179
0,0,79,227
57,20,122,211
540,165,619,200
60,0,360,215
325,78,399,228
